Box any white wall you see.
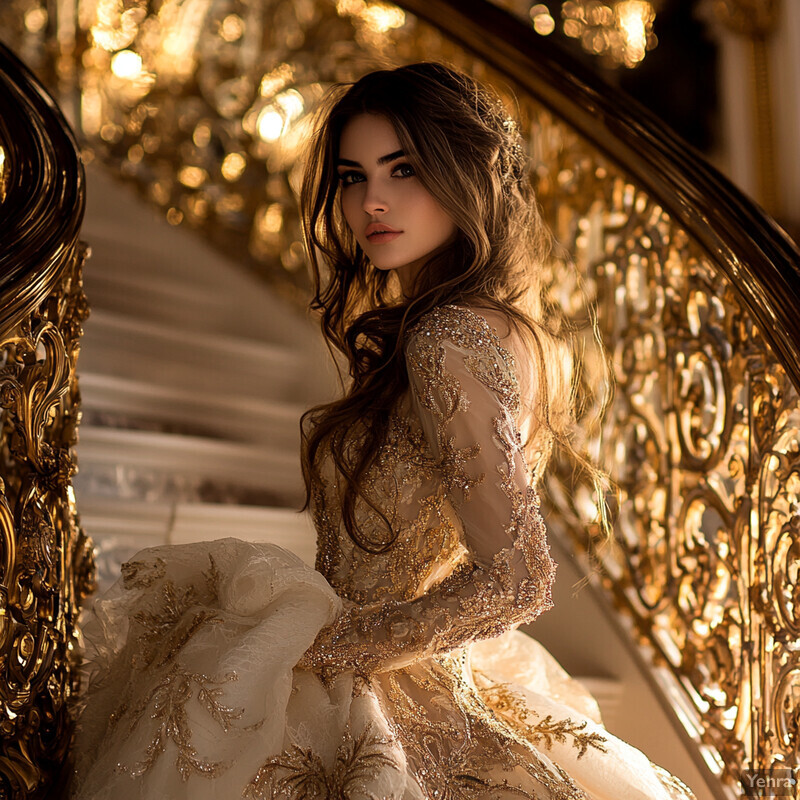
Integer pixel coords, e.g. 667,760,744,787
708,0,800,228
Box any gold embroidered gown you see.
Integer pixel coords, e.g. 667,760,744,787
69,305,696,800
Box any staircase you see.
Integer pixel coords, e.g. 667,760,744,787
74,162,336,585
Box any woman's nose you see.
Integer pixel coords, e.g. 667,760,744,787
362,183,388,215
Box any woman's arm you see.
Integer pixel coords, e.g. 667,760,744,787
299,305,556,680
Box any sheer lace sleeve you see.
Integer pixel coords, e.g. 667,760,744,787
299,305,556,680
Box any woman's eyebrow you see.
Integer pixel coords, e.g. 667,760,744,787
336,149,406,167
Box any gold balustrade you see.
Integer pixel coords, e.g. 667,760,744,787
1,0,799,796
0,44,95,799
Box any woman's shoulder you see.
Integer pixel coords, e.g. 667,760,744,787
405,303,518,357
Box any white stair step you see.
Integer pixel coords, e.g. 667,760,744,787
79,309,309,403
79,371,303,449
80,499,317,592
82,163,330,357
168,503,317,565
74,426,303,503
83,238,318,345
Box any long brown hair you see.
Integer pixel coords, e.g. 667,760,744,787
299,62,608,552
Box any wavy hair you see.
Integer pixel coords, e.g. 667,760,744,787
299,62,609,552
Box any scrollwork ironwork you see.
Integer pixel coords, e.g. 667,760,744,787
0,242,95,798
521,92,800,788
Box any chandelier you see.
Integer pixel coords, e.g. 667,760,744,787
528,0,658,68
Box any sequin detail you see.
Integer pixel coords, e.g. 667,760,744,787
301,305,583,798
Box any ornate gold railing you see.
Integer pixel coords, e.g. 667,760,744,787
1,0,799,795
0,44,95,799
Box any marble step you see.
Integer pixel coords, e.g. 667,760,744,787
81,163,325,355
82,232,323,350
78,371,304,449
74,425,304,507
81,498,317,593
79,309,318,403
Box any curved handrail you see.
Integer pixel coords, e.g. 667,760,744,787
0,42,93,799
397,0,800,390
0,43,85,336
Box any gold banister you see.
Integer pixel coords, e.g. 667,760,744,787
0,42,94,799
398,0,800,391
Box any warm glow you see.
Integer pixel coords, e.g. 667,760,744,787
166,207,183,225
530,4,555,35
24,7,48,33
616,0,652,65
560,0,656,67
111,49,142,79
155,0,207,79
91,0,141,51
276,89,304,120
360,3,405,32
219,14,244,42
255,89,305,142
80,87,103,137
259,64,294,98
261,203,283,234
336,0,366,16
256,107,284,142
178,166,207,188
221,152,246,181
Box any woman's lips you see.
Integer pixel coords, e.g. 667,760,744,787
365,222,401,243
367,231,402,243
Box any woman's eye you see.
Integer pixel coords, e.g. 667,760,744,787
393,163,415,178
338,171,364,186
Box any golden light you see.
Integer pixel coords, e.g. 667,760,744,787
337,0,366,16
178,166,207,188
24,7,48,33
166,207,183,225
91,0,142,51
260,203,284,234
616,0,652,65
560,0,657,67
256,107,284,142
219,14,244,42
127,144,144,164
276,89,304,120
221,152,246,181
256,89,305,142
360,3,405,32
155,0,205,79
530,4,555,35
80,88,103,137
110,49,143,79
193,122,212,148
217,194,245,214
259,64,294,98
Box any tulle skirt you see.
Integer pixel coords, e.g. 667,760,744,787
67,539,695,800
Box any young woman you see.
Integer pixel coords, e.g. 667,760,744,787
69,63,697,799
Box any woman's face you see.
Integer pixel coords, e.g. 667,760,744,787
336,113,457,293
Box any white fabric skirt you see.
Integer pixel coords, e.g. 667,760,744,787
68,539,694,800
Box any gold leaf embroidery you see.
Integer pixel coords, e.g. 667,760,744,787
244,722,400,799
116,663,243,782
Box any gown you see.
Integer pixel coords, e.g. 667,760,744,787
67,304,697,800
